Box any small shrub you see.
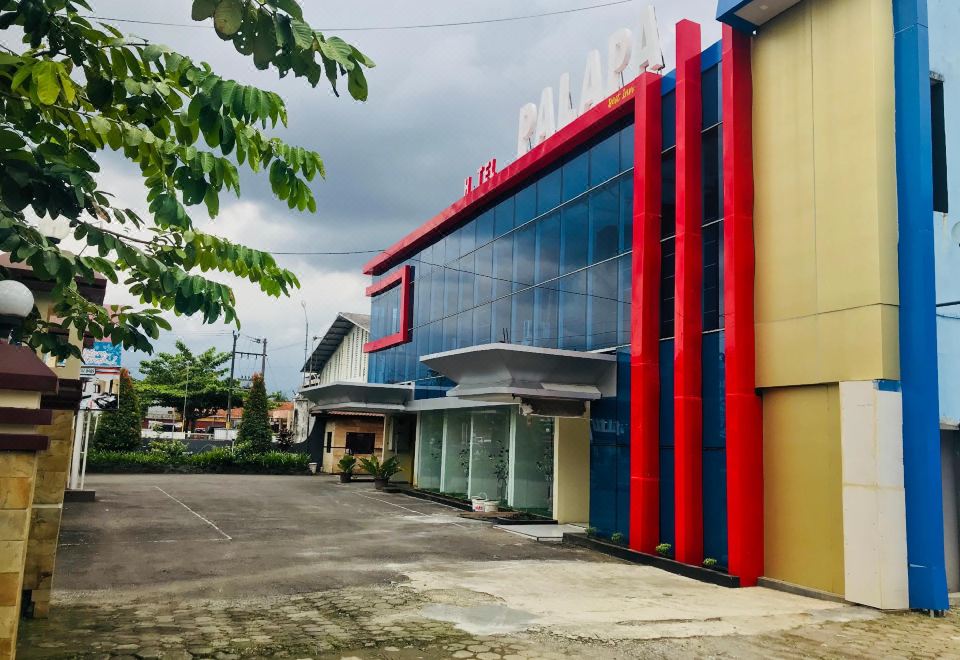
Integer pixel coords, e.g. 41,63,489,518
702,557,718,569
655,542,672,558
189,447,235,472
86,448,309,474
357,454,402,480
585,526,597,537
87,449,179,473
337,454,357,474
148,439,188,459
610,532,625,545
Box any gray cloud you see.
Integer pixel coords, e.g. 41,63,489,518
80,0,719,395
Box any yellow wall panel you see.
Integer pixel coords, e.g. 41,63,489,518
752,3,818,324
763,384,845,595
756,304,900,387
752,0,899,385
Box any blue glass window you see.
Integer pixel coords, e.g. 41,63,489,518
620,124,635,171
534,285,559,349
494,197,515,237
702,63,721,127
563,152,589,201
513,224,536,288
458,253,475,312
662,90,676,150
475,210,494,247
460,220,476,255
588,260,619,349
703,127,723,223
457,309,473,350
493,235,513,300
590,181,619,264
559,271,587,351
516,184,537,227
493,296,512,343
660,236,675,339
443,314,457,351
512,288,535,346
560,200,589,275
662,150,676,239
535,212,560,284
537,167,562,214
703,222,723,331
590,131,620,187
618,254,632,346
444,266,458,316
430,269,444,322
474,243,493,305
620,177,634,254
473,303,492,345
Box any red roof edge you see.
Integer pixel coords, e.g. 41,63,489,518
362,76,643,276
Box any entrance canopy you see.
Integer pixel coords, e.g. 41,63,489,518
421,343,616,416
299,381,412,414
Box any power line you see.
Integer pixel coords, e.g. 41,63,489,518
271,248,384,255
80,1,634,33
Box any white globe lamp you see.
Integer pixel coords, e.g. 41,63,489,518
37,216,71,243
0,279,35,342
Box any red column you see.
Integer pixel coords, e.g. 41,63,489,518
722,24,763,587
673,19,704,566
630,72,663,554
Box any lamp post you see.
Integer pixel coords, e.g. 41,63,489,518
0,279,35,343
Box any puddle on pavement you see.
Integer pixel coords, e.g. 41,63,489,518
420,603,539,635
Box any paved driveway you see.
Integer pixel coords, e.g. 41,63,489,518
17,474,960,659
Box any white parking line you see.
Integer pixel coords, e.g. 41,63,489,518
350,491,467,528
154,486,232,541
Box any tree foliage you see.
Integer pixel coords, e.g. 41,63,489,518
237,371,271,452
92,367,142,451
0,0,374,358
138,339,241,430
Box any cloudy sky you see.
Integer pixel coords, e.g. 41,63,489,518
79,0,719,395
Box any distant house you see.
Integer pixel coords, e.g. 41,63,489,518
269,401,294,433
298,313,385,474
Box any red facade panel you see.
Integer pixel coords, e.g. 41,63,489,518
363,266,413,353
722,25,763,587
673,20,704,566
630,72,663,554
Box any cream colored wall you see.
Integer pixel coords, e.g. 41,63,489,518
553,417,590,525
318,325,369,385
33,291,83,381
752,0,900,600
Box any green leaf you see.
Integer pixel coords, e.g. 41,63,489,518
33,61,61,105
86,77,113,108
290,19,314,50
214,0,244,38
142,44,164,62
0,128,25,149
191,0,217,20
265,0,303,21
347,65,368,102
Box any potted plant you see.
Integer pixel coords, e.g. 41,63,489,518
358,454,402,490
337,455,357,483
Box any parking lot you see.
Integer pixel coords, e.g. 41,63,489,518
17,474,960,659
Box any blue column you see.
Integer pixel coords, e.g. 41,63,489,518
893,0,950,612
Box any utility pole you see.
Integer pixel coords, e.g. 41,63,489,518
226,330,238,430
261,337,267,378
301,301,309,386
182,364,190,434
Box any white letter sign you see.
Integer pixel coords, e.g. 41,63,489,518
607,28,633,91
637,4,665,72
516,102,538,158
579,49,604,115
536,87,557,145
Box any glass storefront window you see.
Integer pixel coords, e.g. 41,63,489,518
534,285,559,349
476,210,494,247
441,411,471,497
494,197,515,237
559,270,588,351
516,184,537,227
468,408,511,503
590,131,620,187
535,212,560,284
590,182,620,264
417,411,444,491
560,199,589,275
512,287,535,346
563,152,589,201
510,412,554,515
588,260,619,350
537,167,562,214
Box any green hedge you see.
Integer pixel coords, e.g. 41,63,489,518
87,449,311,475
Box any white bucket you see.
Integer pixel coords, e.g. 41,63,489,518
471,494,488,512
308,462,318,475
482,500,499,513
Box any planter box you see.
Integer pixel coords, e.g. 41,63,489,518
563,534,740,588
